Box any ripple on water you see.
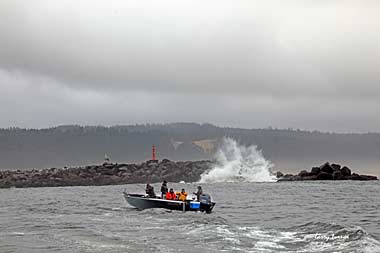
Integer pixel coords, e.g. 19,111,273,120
1,182,380,252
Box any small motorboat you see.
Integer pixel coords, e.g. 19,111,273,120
123,192,216,213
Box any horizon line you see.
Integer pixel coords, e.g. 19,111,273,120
0,122,379,135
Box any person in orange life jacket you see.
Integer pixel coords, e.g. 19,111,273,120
177,188,188,201
166,188,176,200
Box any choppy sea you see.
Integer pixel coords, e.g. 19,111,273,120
0,181,380,252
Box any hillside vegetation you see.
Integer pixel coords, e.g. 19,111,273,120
0,123,379,174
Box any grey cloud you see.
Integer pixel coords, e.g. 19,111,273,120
1,69,379,132
0,0,380,131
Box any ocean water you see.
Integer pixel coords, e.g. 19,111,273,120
0,181,379,253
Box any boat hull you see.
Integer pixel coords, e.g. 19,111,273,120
124,193,215,213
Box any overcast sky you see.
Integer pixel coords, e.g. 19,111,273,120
0,0,379,132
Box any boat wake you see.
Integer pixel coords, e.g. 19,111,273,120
182,221,380,252
199,137,276,183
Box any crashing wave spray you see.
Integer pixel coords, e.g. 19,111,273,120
200,137,276,183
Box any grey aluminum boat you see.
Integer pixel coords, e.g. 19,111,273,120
123,192,215,213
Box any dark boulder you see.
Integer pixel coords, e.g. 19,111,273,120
277,174,295,181
340,166,351,177
320,163,334,174
103,163,115,169
358,175,378,180
147,160,159,166
332,171,343,180
277,162,377,182
348,173,378,181
112,167,120,175
127,164,139,172
317,172,333,180
276,171,284,178
301,175,318,180
349,173,362,180
98,166,114,176
331,164,341,171
298,170,310,177
116,163,128,169
292,175,302,181
310,167,321,175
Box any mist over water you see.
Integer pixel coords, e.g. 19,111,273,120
200,138,276,183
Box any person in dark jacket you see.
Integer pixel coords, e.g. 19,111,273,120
193,186,203,201
145,184,155,198
160,180,168,199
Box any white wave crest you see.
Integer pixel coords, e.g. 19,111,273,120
200,137,276,183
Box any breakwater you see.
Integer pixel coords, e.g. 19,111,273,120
0,160,378,188
0,159,212,188
277,162,378,181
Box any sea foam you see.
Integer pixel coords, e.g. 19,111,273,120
199,137,276,183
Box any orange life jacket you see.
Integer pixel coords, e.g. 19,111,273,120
177,192,188,201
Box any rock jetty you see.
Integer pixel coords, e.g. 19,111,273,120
277,162,378,181
0,159,212,188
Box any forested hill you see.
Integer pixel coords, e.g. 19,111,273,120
0,123,379,175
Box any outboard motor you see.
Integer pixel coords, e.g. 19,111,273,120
199,194,211,205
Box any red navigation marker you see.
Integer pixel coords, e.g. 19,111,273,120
152,145,157,161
